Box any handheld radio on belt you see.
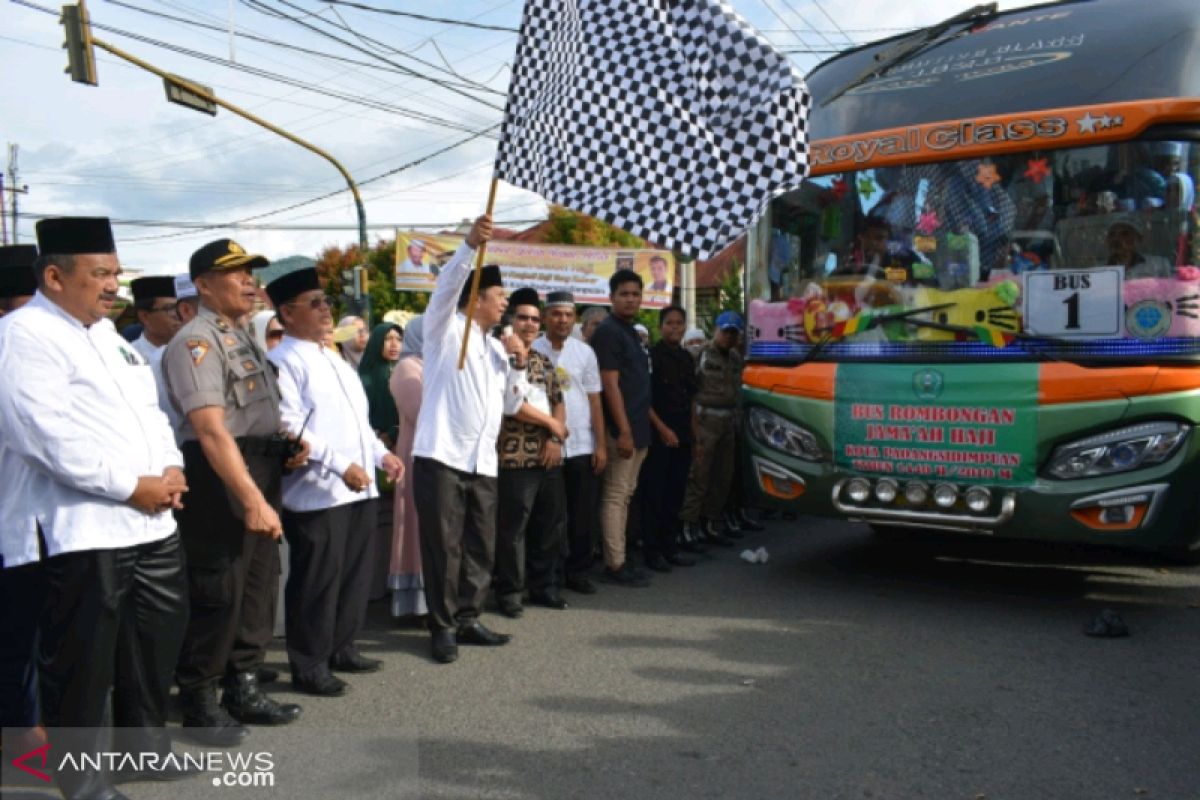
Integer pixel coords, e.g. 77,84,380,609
275,407,313,461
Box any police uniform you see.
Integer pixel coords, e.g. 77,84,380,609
679,315,744,535
162,238,300,742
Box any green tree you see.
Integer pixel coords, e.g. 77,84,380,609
542,205,646,247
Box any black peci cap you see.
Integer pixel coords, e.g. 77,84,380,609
508,287,541,310
130,275,177,303
189,238,269,280
457,264,504,307
35,217,116,256
265,267,321,308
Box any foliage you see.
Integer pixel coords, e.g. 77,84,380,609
695,259,744,333
314,236,428,321
542,205,646,247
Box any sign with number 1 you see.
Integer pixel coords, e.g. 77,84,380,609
1023,267,1124,338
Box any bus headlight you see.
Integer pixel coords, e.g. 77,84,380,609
747,407,824,462
1044,422,1189,480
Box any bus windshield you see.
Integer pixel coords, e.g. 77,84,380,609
747,138,1199,363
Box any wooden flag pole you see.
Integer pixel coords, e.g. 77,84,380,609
457,177,500,370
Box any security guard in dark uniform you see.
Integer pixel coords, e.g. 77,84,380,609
163,239,305,746
679,311,745,546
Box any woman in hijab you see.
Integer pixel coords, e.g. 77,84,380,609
249,309,284,353
357,322,404,602
358,322,404,449
386,315,427,619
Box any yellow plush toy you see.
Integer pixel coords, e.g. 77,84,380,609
912,281,1021,341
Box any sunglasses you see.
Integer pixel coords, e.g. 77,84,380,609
289,294,335,310
514,313,541,324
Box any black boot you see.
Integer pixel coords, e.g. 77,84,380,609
722,510,746,539
222,671,302,726
179,685,249,747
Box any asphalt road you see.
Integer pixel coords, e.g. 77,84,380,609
17,517,1200,800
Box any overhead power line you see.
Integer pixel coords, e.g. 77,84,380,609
318,0,518,33
12,0,499,136
18,210,544,231
241,0,505,107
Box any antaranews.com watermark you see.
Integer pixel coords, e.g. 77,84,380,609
3,726,416,798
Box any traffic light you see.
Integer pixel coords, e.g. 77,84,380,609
61,3,97,86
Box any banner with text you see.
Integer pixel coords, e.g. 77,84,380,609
394,231,675,308
834,363,1039,486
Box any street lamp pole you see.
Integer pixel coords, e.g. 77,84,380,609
60,1,371,317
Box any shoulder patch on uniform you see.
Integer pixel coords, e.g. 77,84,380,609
187,339,210,366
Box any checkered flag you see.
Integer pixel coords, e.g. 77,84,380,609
495,0,810,260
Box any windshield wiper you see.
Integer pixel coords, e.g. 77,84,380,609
821,3,999,107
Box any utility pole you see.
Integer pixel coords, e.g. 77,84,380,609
6,145,29,245
58,1,371,319
0,169,7,245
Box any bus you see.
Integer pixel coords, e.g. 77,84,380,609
742,0,1200,560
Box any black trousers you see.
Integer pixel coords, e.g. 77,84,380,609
412,457,497,632
283,499,377,680
0,560,45,731
176,442,282,692
495,466,568,601
562,454,598,580
641,439,693,561
38,532,187,800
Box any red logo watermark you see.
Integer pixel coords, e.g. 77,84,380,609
12,741,52,782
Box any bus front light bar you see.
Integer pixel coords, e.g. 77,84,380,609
747,407,825,462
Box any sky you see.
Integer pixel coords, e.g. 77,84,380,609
0,0,1030,275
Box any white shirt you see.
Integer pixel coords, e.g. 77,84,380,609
411,242,529,477
0,292,183,558
131,333,162,363
533,335,602,458
270,335,391,512
0,309,39,568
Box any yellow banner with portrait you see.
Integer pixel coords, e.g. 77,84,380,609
395,231,675,308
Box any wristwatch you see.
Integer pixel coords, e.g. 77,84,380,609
550,435,564,444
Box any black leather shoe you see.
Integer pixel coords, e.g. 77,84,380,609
456,619,512,646
667,553,697,567
645,555,673,573
528,591,568,610
678,538,708,554
564,576,597,594
222,672,302,726
329,652,382,673
497,598,524,618
431,629,458,663
600,564,650,587
179,687,249,747
293,672,349,697
256,667,280,685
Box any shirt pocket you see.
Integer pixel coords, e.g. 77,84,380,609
228,355,270,409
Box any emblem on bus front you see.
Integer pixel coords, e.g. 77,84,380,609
913,369,944,400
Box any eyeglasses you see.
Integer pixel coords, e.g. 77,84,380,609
514,313,541,324
288,294,335,310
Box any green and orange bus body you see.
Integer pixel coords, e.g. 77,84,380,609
742,0,1200,557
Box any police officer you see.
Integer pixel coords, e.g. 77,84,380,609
163,238,306,746
679,310,746,547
